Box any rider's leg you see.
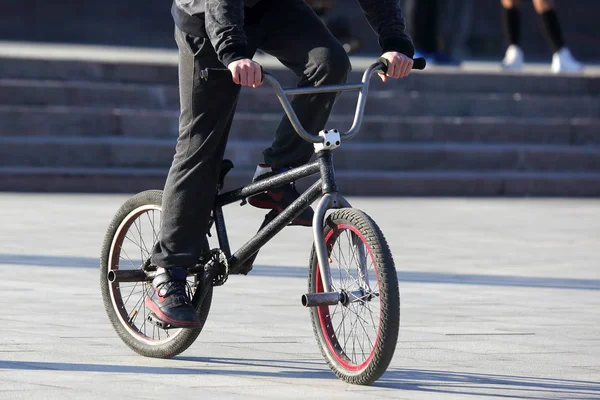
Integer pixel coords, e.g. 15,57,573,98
147,28,244,327
532,0,583,72
247,0,351,227
260,0,350,169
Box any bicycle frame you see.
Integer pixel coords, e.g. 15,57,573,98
210,61,390,292
108,58,425,296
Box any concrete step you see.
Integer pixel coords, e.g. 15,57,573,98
1,79,599,118
2,136,600,172
1,106,598,145
1,166,599,197
2,55,599,96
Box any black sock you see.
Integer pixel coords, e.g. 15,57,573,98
503,7,521,46
540,10,565,52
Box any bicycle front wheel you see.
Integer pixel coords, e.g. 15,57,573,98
308,208,400,385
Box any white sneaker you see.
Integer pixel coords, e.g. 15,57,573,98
551,47,584,73
502,45,524,70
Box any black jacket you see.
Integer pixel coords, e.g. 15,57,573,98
172,0,414,67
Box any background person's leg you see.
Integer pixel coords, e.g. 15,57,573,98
406,0,438,55
501,0,525,69
406,0,459,65
532,0,583,72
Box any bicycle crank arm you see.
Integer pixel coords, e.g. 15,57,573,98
301,290,366,307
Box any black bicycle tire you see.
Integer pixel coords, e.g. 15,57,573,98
308,208,400,385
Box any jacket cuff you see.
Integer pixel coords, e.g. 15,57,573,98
380,37,415,59
220,44,249,67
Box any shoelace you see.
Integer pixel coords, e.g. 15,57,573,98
157,280,193,307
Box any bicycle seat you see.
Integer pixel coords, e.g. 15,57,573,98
217,159,234,190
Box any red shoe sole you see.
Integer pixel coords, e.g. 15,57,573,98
144,298,201,328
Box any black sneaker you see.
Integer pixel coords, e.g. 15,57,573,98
247,163,314,227
144,267,201,328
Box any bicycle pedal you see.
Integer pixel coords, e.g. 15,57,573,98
147,312,172,330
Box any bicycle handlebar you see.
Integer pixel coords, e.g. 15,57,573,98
200,57,426,144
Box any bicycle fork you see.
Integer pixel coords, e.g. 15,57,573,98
301,136,371,307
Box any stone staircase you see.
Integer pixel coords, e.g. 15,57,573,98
1,52,599,196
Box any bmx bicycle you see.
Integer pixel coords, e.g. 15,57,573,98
100,57,426,385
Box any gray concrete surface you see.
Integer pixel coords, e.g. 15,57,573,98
1,193,599,399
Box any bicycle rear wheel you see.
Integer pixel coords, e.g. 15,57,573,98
308,208,400,385
100,190,212,359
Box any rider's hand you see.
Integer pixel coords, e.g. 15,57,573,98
227,58,263,88
378,52,413,82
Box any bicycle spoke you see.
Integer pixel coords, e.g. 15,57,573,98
345,303,374,328
143,287,147,337
119,246,141,270
126,288,147,315
356,304,375,351
146,211,158,247
342,303,362,356
329,302,341,319
134,219,151,260
335,302,349,340
351,305,368,363
336,233,351,289
123,282,140,307
357,305,370,360
124,232,143,253
122,289,146,300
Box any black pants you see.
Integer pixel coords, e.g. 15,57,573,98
151,0,351,270
405,0,438,53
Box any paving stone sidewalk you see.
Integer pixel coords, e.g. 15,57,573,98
0,193,599,399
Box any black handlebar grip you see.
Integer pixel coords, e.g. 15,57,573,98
412,57,427,70
377,57,427,73
199,68,232,81
200,66,266,82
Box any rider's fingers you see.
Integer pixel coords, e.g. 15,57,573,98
386,60,397,79
230,68,240,85
253,65,262,87
240,66,248,86
402,58,413,77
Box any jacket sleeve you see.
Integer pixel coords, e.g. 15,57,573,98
356,0,415,58
205,0,249,67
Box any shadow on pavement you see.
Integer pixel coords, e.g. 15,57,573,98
1,359,599,398
0,358,332,380
375,368,600,399
2,253,599,291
